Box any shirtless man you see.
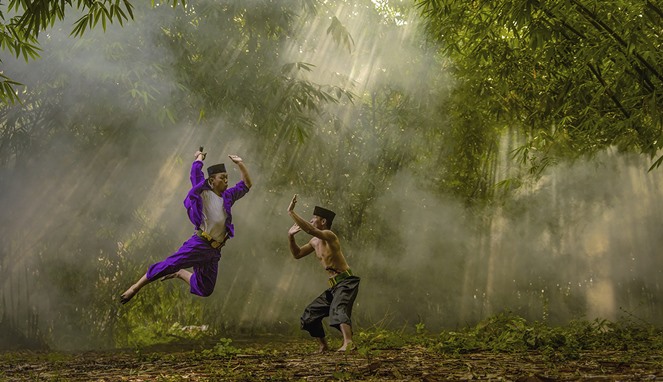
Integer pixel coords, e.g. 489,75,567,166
120,148,252,304
287,194,360,352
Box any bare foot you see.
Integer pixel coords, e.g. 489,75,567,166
317,344,329,354
120,287,138,304
337,341,356,352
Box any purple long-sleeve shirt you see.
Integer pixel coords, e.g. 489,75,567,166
144,160,250,296
183,160,250,239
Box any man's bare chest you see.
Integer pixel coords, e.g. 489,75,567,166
311,239,332,257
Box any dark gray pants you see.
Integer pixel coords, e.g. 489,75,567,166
300,276,360,338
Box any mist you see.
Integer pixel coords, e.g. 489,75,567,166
1,0,662,351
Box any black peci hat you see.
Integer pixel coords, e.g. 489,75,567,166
313,206,336,227
207,163,227,176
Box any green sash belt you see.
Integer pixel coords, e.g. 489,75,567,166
328,269,353,287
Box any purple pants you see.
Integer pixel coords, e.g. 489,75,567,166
146,234,221,297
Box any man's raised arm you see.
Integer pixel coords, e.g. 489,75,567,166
229,154,252,189
287,194,335,241
190,148,206,186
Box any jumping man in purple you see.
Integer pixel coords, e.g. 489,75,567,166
120,148,252,304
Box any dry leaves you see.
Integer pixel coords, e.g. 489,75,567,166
1,342,661,381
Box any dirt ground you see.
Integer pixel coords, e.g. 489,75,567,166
1,338,662,381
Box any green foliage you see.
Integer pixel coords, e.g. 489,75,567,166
416,0,663,172
356,320,435,352
357,328,408,350
159,0,355,141
201,337,241,358
126,322,176,348
433,312,663,362
0,0,177,104
327,16,355,53
70,0,136,37
124,322,212,348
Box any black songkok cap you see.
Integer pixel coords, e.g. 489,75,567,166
313,206,336,227
207,163,227,176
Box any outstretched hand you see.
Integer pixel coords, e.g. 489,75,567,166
228,154,243,164
287,194,298,212
288,224,301,236
195,148,207,161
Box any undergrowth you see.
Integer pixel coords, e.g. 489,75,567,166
428,311,663,361
349,310,663,364
135,312,662,363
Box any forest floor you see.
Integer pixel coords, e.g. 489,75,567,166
1,336,662,381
